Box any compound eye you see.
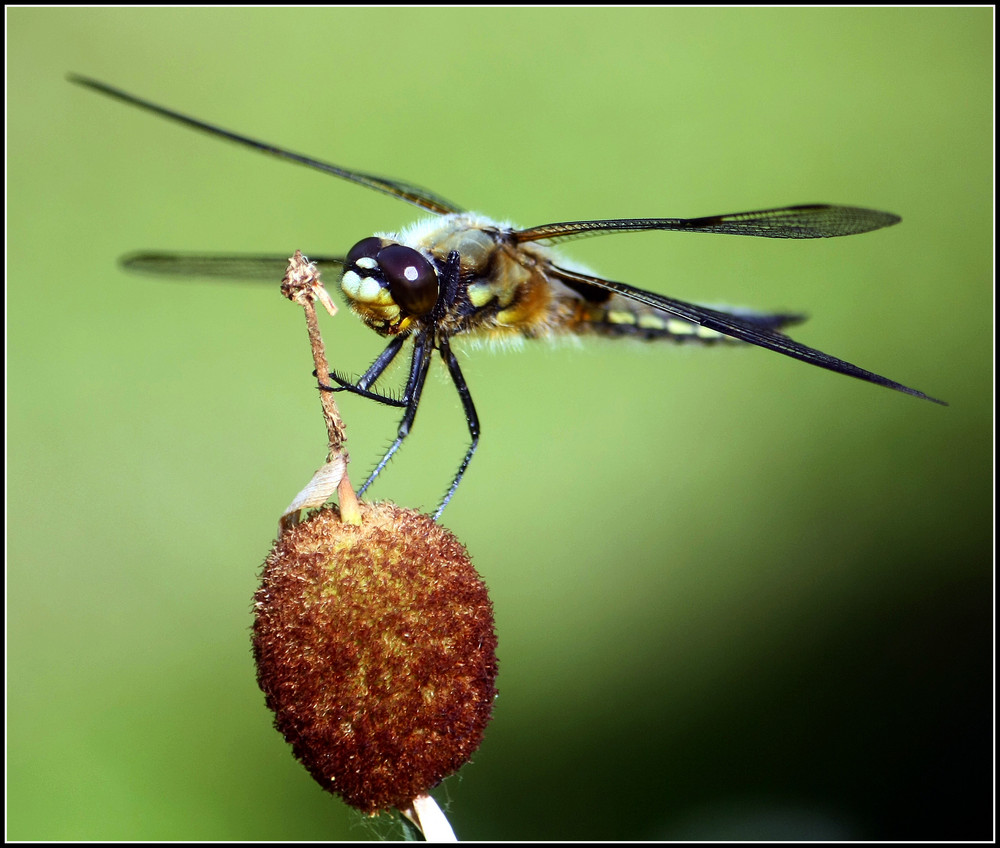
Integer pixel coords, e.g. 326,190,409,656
377,244,439,316
345,236,383,268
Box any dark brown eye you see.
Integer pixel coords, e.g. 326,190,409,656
377,244,438,316
345,236,383,268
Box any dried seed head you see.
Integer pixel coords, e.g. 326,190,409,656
253,502,498,813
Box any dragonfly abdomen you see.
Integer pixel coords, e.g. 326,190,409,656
572,298,803,343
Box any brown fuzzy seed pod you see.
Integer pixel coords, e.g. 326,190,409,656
252,502,498,813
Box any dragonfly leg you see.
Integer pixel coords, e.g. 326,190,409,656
323,335,408,408
357,330,434,497
433,337,480,520
348,250,482,515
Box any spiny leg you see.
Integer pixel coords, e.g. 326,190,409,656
433,337,480,520
324,334,408,407
357,330,434,497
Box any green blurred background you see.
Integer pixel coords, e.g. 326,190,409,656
7,8,991,841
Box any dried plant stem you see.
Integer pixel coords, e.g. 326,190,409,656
280,251,361,528
399,794,458,841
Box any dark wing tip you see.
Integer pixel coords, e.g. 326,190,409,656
905,388,948,407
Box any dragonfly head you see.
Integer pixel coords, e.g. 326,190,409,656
340,236,439,335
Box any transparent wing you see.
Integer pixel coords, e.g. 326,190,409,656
548,263,945,405
514,204,900,243
121,252,345,281
70,75,464,216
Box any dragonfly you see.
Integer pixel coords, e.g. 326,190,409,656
70,75,945,518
